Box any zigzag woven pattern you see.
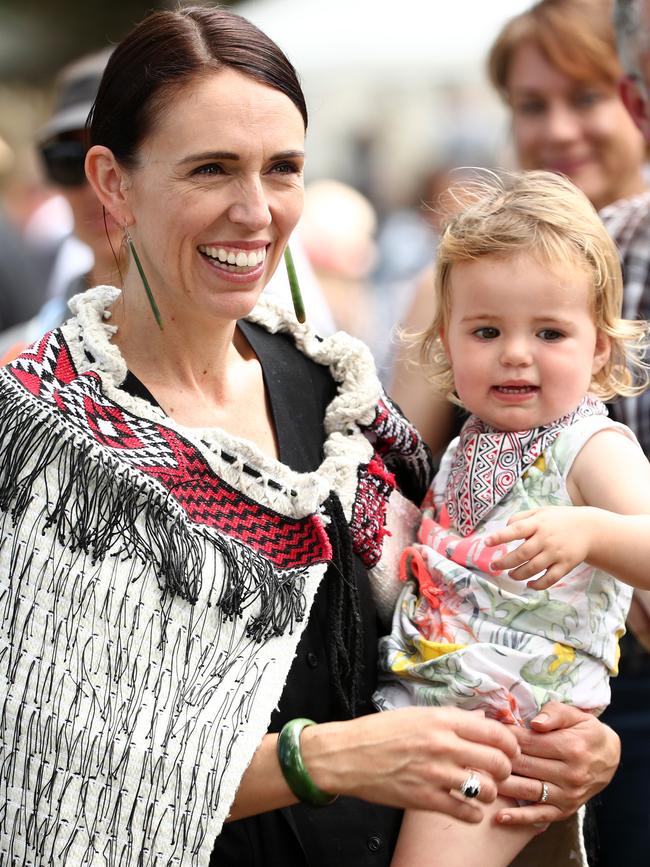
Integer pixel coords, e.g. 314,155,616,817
6,330,330,570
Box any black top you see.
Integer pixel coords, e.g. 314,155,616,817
122,321,403,866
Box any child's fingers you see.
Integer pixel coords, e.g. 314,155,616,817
485,519,535,548
506,553,555,582
491,533,544,570
507,509,539,525
526,565,566,591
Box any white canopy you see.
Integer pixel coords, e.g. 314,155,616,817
235,0,534,82
232,0,533,204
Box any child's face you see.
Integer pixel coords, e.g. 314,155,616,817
443,253,611,431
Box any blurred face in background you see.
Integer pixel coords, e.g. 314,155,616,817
41,130,121,278
506,40,647,210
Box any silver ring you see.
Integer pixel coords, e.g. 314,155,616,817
538,781,550,804
459,771,481,799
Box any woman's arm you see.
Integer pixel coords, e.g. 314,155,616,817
495,702,620,826
227,706,519,824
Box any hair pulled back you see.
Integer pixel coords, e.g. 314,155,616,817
88,4,307,168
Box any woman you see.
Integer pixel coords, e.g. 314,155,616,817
0,6,620,866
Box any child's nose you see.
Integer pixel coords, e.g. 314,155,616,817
499,338,533,367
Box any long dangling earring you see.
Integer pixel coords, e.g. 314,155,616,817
284,244,306,324
125,227,163,330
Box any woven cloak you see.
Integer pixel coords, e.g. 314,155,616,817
0,287,431,867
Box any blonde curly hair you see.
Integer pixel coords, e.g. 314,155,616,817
420,170,649,404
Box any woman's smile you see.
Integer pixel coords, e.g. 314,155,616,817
118,67,305,322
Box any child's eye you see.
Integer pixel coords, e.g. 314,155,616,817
538,329,564,341
474,327,499,339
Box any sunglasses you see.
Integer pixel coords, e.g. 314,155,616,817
39,139,87,187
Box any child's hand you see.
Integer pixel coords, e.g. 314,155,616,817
484,507,595,590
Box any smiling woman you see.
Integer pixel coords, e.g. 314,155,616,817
489,0,647,210
88,67,306,372
0,6,623,867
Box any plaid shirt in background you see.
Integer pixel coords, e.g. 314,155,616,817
600,190,650,457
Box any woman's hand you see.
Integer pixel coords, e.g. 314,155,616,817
302,706,519,824
495,702,620,826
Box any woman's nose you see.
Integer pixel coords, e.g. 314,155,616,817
544,101,582,143
228,177,272,230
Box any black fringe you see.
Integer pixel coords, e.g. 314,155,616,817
216,540,308,643
322,492,364,718
0,380,308,642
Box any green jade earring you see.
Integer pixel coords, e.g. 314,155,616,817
125,229,164,330
284,245,306,324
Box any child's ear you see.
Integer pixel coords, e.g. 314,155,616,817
440,327,449,357
592,330,611,376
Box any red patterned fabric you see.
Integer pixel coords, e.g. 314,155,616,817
6,330,331,571
445,396,608,536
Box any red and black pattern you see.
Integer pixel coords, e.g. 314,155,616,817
360,394,433,507
5,330,331,571
349,454,395,568
8,330,76,400
150,426,331,569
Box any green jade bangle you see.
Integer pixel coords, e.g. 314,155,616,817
276,718,339,807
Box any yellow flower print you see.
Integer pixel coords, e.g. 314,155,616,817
549,642,575,672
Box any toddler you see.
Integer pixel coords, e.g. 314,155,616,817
376,171,650,866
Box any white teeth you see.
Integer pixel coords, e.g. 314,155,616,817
198,245,266,268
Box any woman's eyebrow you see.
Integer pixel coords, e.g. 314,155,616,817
178,149,305,165
178,151,239,164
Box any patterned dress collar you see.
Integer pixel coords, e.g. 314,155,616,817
444,396,608,536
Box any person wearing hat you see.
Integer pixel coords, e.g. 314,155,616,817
0,48,121,362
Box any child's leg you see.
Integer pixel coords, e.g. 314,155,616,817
391,797,537,867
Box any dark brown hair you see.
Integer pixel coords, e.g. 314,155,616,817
88,4,307,168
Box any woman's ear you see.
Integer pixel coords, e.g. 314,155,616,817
85,145,134,226
592,329,611,376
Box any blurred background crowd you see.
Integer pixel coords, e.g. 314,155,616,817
0,1,649,865
0,0,531,377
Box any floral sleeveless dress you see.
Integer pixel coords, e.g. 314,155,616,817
376,413,636,724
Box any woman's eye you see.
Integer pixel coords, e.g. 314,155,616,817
269,161,300,175
474,327,499,339
573,89,603,109
538,329,563,341
193,164,225,176
513,99,546,116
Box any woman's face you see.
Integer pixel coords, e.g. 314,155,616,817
122,68,305,323
506,41,647,210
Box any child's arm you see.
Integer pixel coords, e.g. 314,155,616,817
485,429,650,591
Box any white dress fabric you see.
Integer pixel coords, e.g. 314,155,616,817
377,411,636,724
